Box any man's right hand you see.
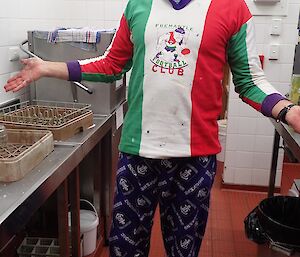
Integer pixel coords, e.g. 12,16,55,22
4,58,46,93
4,58,69,93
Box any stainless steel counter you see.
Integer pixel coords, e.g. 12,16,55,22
0,114,114,251
268,119,300,197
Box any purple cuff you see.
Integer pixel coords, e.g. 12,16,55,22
66,61,82,82
261,93,287,117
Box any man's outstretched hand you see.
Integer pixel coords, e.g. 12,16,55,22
4,58,69,93
4,58,46,92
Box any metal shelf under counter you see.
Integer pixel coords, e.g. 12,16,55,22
0,113,115,257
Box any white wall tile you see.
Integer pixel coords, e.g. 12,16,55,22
281,24,298,45
280,44,298,64
86,20,105,29
237,117,257,134
253,152,272,170
222,166,235,184
236,135,255,152
255,118,274,136
251,168,282,187
271,82,290,96
0,0,20,18
86,1,105,22
224,150,237,169
263,62,281,82
238,102,259,118
234,168,253,185
226,116,239,134
104,1,125,22
279,64,293,83
235,151,254,169
104,20,121,30
254,135,273,153
285,3,300,24
254,23,267,44
225,134,239,151
227,98,240,118
252,169,270,186
0,19,11,46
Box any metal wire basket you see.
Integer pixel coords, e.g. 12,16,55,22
0,100,93,140
0,100,91,128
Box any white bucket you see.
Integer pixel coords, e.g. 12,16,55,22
217,119,227,162
69,199,99,256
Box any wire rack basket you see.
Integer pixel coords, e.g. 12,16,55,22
0,143,31,159
0,100,93,140
17,236,83,257
0,129,54,182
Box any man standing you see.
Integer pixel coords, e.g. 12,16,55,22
4,0,300,256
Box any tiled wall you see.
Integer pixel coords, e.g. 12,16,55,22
0,0,127,105
223,1,300,187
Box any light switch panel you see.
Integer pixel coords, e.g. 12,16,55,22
270,19,282,36
269,44,280,60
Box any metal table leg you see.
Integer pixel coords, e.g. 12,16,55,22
268,129,281,197
69,167,81,257
57,180,70,257
101,129,112,245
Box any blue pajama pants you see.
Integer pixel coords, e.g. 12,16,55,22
109,152,216,257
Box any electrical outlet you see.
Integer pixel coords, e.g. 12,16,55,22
269,44,280,60
8,46,20,61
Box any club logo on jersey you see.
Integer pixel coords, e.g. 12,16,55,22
151,25,191,76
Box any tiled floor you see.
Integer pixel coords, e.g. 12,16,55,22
99,161,300,257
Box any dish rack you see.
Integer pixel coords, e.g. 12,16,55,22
0,129,54,182
17,237,60,257
17,237,83,257
0,100,93,140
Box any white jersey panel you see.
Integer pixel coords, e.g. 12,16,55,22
139,0,212,158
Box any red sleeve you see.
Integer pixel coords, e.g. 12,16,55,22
79,15,133,81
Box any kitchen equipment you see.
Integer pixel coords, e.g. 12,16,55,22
0,129,54,182
25,30,126,115
0,100,93,141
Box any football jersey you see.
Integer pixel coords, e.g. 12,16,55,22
67,0,284,158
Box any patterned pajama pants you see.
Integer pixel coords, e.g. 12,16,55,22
109,152,216,257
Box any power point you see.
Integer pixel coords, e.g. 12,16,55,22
8,46,20,61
